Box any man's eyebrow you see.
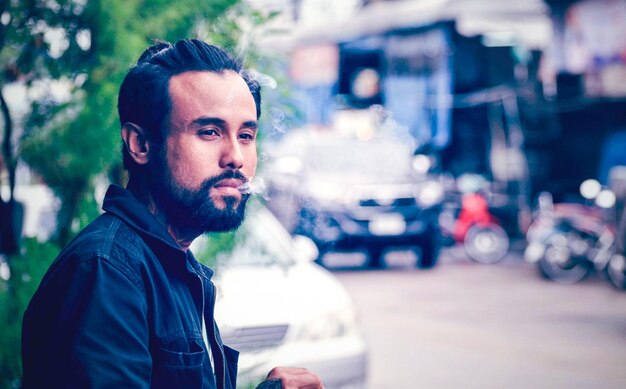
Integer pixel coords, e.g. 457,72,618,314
192,117,226,127
191,117,258,130
243,120,259,130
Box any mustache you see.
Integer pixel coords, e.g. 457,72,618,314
200,170,249,192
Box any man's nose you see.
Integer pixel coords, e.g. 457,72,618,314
219,137,244,170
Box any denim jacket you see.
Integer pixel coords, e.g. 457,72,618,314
22,185,238,389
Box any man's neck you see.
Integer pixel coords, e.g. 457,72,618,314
127,179,200,251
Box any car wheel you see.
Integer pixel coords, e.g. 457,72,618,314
367,247,385,269
313,251,325,267
418,237,440,269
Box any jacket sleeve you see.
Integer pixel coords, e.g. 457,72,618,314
22,255,152,389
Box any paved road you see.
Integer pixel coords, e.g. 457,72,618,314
333,246,626,389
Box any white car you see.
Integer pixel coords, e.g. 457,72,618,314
191,202,368,388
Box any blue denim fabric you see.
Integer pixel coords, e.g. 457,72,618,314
22,185,238,389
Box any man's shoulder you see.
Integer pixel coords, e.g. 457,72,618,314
32,213,152,300
66,212,144,261
49,213,151,282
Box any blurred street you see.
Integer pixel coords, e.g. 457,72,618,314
4,1,626,388
335,247,626,389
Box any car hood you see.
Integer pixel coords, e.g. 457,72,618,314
213,261,352,328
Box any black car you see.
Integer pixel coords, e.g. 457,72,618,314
265,131,446,268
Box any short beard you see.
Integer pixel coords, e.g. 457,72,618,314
151,164,251,234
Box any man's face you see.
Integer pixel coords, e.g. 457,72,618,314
151,70,258,233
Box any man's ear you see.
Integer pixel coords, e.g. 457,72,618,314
121,122,151,165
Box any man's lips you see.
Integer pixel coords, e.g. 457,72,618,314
213,178,246,196
214,178,244,189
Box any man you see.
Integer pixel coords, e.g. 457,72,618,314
22,39,323,389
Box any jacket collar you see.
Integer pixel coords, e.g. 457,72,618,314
102,184,213,279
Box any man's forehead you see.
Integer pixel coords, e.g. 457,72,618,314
166,70,256,121
169,70,242,90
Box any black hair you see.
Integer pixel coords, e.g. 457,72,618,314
118,39,261,176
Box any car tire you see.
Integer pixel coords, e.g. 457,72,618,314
313,248,327,267
367,247,385,269
418,237,440,269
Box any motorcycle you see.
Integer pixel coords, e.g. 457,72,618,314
524,181,617,284
607,253,626,289
606,198,626,290
603,165,626,290
440,174,510,264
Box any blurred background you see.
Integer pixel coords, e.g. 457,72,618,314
1,0,626,388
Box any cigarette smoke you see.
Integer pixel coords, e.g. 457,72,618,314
237,176,268,200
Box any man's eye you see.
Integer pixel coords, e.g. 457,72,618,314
199,129,218,137
239,132,256,140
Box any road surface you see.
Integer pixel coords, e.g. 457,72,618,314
334,246,626,389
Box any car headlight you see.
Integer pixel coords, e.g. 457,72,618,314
298,307,358,341
412,154,432,175
416,181,444,207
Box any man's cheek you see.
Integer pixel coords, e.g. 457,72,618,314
245,158,258,177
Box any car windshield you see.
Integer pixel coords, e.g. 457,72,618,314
304,137,414,182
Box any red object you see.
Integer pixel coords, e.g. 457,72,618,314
453,193,497,242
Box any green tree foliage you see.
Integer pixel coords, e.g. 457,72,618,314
5,0,292,247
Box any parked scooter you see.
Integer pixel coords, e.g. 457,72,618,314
604,166,626,290
440,174,510,264
606,200,626,290
524,180,617,284
607,253,626,289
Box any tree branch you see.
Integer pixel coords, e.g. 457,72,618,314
0,87,15,203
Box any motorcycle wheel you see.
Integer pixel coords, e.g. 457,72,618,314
538,242,592,284
464,224,509,264
607,254,626,290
